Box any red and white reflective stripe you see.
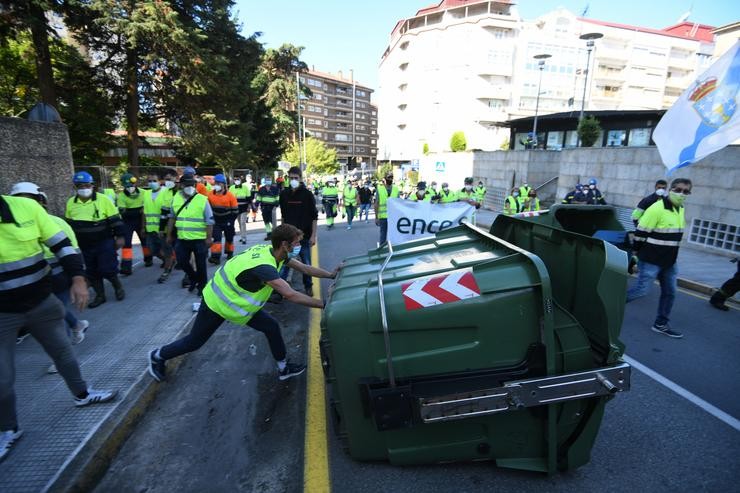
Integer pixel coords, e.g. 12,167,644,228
401,270,481,311
514,209,548,218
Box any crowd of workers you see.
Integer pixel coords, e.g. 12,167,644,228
2,164,737,464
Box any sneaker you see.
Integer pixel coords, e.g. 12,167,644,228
709,293,729,311
181,276,190,289
144,259,153,267
148,349,166,382
16,333,30,345
70,320,89,345
208,257,220,265
157,271,171,284
47,363,58,374
278,362,306,381
74,388,117,407
347,225,352,230
0,429,24,462
240,238,247,245
651,323,683,339
263,235,270,241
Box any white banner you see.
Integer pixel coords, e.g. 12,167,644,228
387,198,474,245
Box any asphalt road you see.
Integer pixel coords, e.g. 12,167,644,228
96,216,740,493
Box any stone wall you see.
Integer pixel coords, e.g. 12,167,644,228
0,117,74,215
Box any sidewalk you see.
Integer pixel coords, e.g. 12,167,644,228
475,207,737,301
0,222,267,493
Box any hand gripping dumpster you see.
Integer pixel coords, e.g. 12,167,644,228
320,215,631,474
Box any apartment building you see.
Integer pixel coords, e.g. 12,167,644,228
299,69,378,168
377,0,716,161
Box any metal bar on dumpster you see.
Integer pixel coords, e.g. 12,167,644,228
378,241,396,388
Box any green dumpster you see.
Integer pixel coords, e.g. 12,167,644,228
321,217,630,474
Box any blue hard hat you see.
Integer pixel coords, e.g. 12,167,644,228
589,178,597,185
214,173,226,183
575,184,584,191
183,166,196,175
73,171,93,184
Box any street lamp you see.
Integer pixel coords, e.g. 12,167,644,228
578,32,603,123
532,53,551,149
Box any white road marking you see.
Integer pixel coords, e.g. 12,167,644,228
623,354,740,432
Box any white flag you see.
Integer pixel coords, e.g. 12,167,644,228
387,198,474,245
653,40,740,172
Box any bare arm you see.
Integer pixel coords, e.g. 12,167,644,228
266,278,324,308
287,258,338,279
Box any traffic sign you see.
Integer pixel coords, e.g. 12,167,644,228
435,161,446,172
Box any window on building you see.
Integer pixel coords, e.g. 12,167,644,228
628,128,652,146
372,111,377,116
337,111,348,117
371,139,376,145
564,130,579,148
356,136,366,142
307,78,322,88
313,131,322,138
356,89,367,97
335,134,350,142
356,124,366,130
357,113,366,119
371,129,376,135
546,131,564,150
606,130,626,147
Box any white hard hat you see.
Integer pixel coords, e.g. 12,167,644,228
10,181,43,197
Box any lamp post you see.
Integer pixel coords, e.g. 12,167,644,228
295,72,304,170
532,53,551,149
578,32,603,123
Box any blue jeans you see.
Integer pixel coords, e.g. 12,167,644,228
280,238,312,289
345,205,356,226
359,203,371,220
54,289,78,332
626,260,678,326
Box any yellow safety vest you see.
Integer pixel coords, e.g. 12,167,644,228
202,244,284,324
117,189,144,210
143,189,163,233
438,189,457,203
172,192,209,240
409,191,432,202
343,186,358,206
229,184,251,200
376,185,400,219
43,215,79,276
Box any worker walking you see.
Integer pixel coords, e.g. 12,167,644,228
709,259,739,311
229,174,252,245
148,224,339,383
374,173,400,245
208,174,239,265
154,171,178,284
1,193,116,462
358,181,373,222
167,173,214,296
322,180,339,229
65,171,126,307
626,178,692,338
117,173,150,274
632,180,668,226
341,178,359,230
256,176,280,241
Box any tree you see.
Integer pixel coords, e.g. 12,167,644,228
577,116,602,147
253,43,309,148
376,162,393,180
282,137,338,175
0,32,116,164
422,142,429,155
500,138,510,151
450,131,467,152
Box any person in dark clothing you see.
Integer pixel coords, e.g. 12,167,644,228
278,166,318,297
632,180,668,226
709,259,739,311
358,181,373,222
585,178,607,205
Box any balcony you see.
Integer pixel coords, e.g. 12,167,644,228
591,90,622,101
668,56,696,71
596,46,629,63
593,69,625,83
477,62,513,77
665,75,692,90
475,106,509,125
476,82,511,100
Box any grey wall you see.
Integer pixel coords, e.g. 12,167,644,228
460,146,739,256
0,116,74,215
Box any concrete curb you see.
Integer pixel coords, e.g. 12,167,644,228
47,314,196,493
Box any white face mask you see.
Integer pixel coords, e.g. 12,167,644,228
589,184,596,189
126,186,137,194
164,180,176,189
234,180,241,186
290,179,300,189
213,184,223,192
513,191,519,197
183,186,196,196
655,188,666,197
465,185,472,191
442,187,449,192
264,180,272,186
77,188,93,198
149,181,160,190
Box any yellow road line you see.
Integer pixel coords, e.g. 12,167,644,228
304,241,331,493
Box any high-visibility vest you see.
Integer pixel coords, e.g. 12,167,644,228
376,185,400,219
257,186,279,205
438,189,457,203
458,189,477,202
504,195,519,215
172,192,209,240
65,192,122,244
0,196,71,293
409,191,432,202
102,188,117,204
202,244,284,324
43,215,80,276
229,184,252,203
522,197,540,212
143,189,163,233
475,185,487,202
117,189,144,211
343,186,358,206
322,186,339,198
519,185,532,198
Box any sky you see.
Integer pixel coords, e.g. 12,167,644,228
234,0,740,95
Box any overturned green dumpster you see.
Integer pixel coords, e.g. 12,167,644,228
321,215,630,474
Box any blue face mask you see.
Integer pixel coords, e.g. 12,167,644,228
287,244,301,259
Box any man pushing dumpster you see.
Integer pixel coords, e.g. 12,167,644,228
147,224,340,382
